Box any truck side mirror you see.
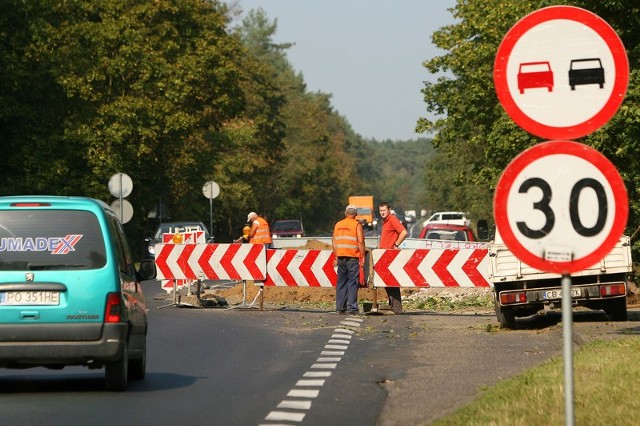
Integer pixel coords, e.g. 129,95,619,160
477,219,489,241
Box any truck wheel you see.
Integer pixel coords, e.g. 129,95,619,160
604,298,627,322
498,307,516,329
105,343,128,391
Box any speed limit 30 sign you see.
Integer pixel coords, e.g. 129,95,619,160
494,140,628,274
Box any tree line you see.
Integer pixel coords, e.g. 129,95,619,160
0,0,433,257
3,0,637,261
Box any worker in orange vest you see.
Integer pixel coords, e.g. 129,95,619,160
332,204,366,314
247,212,272,247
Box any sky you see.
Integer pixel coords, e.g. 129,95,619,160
235,0,457,141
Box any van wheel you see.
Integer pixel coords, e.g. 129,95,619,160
129,338,146,380
105,344,128,391
604,298,627,322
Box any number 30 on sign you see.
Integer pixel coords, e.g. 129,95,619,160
494,140,628,274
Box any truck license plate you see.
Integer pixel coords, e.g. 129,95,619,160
0,291,60,306
544,288,581,300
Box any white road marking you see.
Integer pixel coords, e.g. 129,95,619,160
311,363,337,369
303,371,332,378
324,344,348,350
287,389,319,398
295,379,325,387
331,333,352,339
264,411,305,422
277,400,312,410
263,316,365,424
321,350,345,356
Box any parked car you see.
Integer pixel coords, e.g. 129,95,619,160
422,211,470,228
0,196,156,391
419,222,477,242
271,219,305,238
144,221,214,258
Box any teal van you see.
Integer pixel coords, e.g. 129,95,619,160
0,196,155,391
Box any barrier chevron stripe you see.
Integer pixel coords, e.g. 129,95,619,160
372,248,491,288
264,249,336,287
155,243,266,280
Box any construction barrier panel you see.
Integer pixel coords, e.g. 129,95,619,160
154,243,266,281
372,248,491,288
264,249,337,287
154,244,491,288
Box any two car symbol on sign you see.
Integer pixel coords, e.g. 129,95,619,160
517,58,605,94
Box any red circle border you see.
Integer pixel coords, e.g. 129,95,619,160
494,6,629,140
494,140,628,274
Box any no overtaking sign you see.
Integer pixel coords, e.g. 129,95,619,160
494,6,629,140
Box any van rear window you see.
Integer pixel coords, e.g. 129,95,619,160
0,210,107,271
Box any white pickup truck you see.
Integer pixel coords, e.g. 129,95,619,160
488,230,632,329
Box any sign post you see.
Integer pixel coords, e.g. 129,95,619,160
202,181,220,237
494,6,629,425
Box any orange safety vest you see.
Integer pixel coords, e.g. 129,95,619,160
250,216,272,244
333,217,361,258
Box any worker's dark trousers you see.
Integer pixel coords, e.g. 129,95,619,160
385,287,403,313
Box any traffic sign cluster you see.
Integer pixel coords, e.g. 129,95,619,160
493,6,629,274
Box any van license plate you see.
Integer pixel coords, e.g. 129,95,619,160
0,291,60,306
544,288,581,300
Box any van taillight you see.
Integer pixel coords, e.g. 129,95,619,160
105,293,122,323
10,202,51,207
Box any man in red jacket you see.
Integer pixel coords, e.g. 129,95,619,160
378,201,407,314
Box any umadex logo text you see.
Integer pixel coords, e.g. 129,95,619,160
0,235,83,255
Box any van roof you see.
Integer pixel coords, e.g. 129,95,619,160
0,195,107,212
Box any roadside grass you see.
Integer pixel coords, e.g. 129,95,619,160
432,337,640,425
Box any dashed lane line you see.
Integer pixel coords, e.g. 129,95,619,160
261,316,364,424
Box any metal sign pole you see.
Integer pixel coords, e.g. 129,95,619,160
562,274,575,426
209,189,213,238
119,173,124,223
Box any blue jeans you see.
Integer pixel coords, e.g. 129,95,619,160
336,257,359,313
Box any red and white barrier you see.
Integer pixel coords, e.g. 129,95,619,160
155,243,266,281
154,245,492,290
160,279,190,292
264,249,337,287
372,248,490,288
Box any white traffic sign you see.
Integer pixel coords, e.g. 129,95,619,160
494,140,627,274
494,6,628,140
108,172,133,198
202,181,220,200
110,199,133,224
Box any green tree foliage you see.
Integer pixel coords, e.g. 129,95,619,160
235,8,365,232
418,0,640,253
0,0,287,248
0,0,434,251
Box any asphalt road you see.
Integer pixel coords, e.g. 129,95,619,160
1,279,638,425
